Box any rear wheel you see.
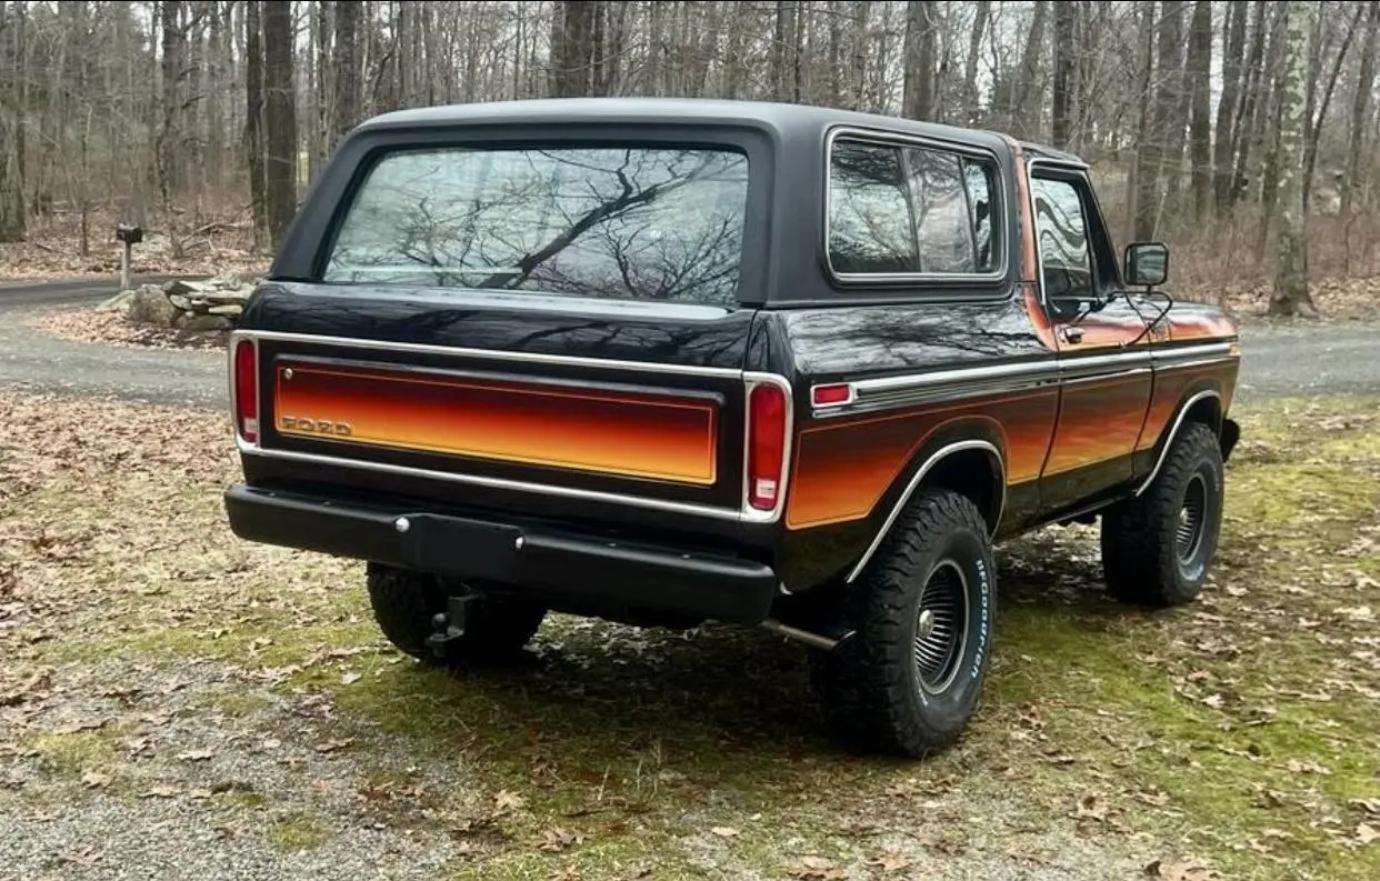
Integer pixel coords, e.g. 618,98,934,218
811,489,996,757
1101,422,1224,606
366,563,546,662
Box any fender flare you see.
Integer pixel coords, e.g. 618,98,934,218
1134,389,1222,497
845,437,1006,584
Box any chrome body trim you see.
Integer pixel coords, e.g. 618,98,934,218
823,126,1009,286
740,372,796,523
845,440,1005,584
238,439,751,523
1134,390,1222,497
810,343,1237,417
228,330,793,524
227,329,744,378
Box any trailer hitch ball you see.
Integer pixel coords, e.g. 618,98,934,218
425,594,481,658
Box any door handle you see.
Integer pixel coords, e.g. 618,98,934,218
1061,327,1084,344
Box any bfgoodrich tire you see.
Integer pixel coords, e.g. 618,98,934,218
366,563,546,663
1101,422,1224,606
811,489,996,757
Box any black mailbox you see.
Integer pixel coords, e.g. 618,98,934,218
115,224,144,245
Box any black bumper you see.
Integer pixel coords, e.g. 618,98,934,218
224,485,778,623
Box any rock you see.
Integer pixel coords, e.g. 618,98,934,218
207,304,243,317
167,293,192,311
97,290,135,312
163,279,199,297
179,314,235,333
127,285,179,328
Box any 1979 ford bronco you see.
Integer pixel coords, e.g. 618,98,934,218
225,99,1240,756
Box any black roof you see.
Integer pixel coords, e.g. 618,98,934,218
358,97,1025,156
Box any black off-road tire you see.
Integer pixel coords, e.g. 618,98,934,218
811,489,996,757
1101,422,1224,606
366,563,546,663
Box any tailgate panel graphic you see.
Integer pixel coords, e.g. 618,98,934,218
274,363,718,485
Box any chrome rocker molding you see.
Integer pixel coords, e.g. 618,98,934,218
1134,389,1222,497
229,330,793,525
845,440,1005,584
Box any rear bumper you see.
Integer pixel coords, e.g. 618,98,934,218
224,484,778,623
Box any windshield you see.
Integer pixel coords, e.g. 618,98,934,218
323,146,750,307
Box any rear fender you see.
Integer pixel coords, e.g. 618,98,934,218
845,418,1007,584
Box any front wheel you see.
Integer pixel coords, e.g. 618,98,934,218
1101,422,1224,606
811,489,996,757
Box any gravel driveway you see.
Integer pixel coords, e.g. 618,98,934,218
2,277,1379,406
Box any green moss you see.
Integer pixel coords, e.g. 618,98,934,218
267,813,331,852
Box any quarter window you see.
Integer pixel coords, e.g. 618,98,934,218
1031,176,1094,300
827,142,916,274
828,137,1001,277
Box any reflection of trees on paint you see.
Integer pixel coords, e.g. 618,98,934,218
326,148,749,307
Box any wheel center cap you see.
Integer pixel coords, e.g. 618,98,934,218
917,609,936,641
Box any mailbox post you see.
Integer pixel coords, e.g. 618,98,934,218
115,224,144,291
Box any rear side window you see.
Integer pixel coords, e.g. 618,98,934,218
827,142,916,273
323,147,749,307
828,137,1001,278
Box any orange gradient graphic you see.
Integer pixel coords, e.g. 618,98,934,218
786,390,1057,529
274,364,718,484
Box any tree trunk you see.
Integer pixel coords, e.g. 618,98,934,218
902,1,937,120
1303,3,1364,210
1050,1,1075,149
262,0,296,250
1342,1,1379,215
771,1,795,101
1213,0,1247,213
1158,1,1188,215
1229,2,1269,210
1270,1,1315,318
244,0,266,246
962,1,990,124
334,0,361,145
1187,0,1212,219
552,0,596,97
1010,1,1047,139
0,0,26,242
158,0,186,200
1128,0,1155,237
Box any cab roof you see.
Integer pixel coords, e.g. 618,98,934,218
357,97,1017,157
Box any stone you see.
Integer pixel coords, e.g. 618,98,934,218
207,304,243,317
179,314,234,333
127,285,179,328
97,290,135,312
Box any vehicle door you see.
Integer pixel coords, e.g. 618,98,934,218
1029,165,1154,512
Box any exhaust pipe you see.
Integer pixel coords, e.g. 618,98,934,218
759,618,852,651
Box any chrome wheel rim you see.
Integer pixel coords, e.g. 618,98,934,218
913,560,969,695
1177,475,1207,563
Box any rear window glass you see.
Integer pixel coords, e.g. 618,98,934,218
323,147,749,307
828,137,1001,277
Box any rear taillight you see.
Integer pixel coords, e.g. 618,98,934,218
747,382,788,512
234,340,258,442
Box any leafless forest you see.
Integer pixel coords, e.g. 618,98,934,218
0,1,1377,315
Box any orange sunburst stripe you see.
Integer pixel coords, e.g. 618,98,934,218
274,364,718,485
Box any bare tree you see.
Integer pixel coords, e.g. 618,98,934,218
1303,2,1365,209
0,0,25,241
1342,1,1379,216
333,0,362,145
903,1,937,120
1010,1,1048,139
1270,1,1315,317
1186,0,1212,219
1050,1,1076,149
243,0,266,246
1213,0,1247,213
262,0,296,248
961,1,990,124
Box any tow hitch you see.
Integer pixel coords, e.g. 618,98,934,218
426,594,483,658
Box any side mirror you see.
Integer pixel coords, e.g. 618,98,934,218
1125,242,1168,288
